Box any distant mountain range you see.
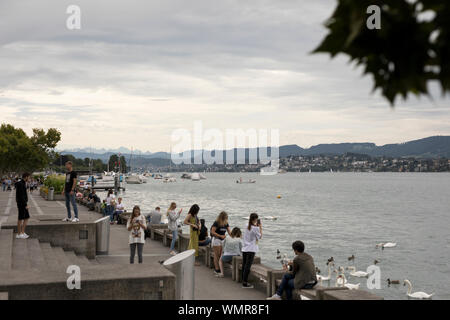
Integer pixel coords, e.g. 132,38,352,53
60,136,450,164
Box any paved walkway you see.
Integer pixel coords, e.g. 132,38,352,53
0,189,266,300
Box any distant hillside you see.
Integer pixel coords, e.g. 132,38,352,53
60,136,450,166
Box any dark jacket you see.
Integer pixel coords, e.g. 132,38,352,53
15,179,28,206
290,252,317,289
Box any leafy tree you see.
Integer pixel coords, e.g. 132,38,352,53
314,0,450,105
0,124,61,174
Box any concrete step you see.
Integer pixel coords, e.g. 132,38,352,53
11,238,31,270
51,247,72,269
63,250,91,268
39,242,60,271
0,229,13,271
27,239,47,270
74,254,94,267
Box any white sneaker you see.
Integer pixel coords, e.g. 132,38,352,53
22,233,29,239
266,294,281,300
16,233,24,239
62,218,70,222
71,218,79,223
169,251,177,256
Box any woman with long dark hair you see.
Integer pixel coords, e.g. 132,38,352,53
127,205,147,264
241,213,262,288
211,211,232,275
184,204,201,265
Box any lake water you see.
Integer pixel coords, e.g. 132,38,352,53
104,172,450,300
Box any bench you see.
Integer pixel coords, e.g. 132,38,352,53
153,228,167,242
233,255,265,284
148,224,168,239
273,278,350,300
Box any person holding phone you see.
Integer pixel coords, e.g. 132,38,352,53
184,204,201,265
211,211,232,275
241,213,262,288
167,202,183,255
127,205,147,264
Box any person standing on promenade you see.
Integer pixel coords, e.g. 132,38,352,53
184,204,201,265
2,178,6,192
217,227,242,278
211,211,232,275
15,173,31,239
167,202,183,255
241,213,262,288
127,205,147,264
267,241,317,300
198,219,211,247
105,189,115,219
111,197,125,224
62,161,79,222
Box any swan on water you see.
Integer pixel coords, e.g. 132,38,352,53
403,280,434,299
346,266,369,278
334,266,347,285
316,262,333,282
375,242,397,249
336,275,360,290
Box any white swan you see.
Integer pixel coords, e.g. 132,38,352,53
346,266,369,278
404,280,434,299
336,274,360,290
334,266,347,285
317,262,333,282
375,242,397,249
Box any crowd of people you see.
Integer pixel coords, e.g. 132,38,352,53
8,161,319,299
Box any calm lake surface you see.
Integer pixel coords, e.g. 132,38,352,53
106,172,450,300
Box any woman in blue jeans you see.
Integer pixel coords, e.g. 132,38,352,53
167,202,182,255
268,241,318,300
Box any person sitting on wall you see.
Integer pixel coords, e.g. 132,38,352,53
267,240,317,300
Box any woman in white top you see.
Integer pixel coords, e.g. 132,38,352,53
167,202,183,255
241,213,262,288
127,205,147,264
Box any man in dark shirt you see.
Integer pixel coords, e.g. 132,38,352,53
62,161,79,222
267,240,317,300
15,172,31,239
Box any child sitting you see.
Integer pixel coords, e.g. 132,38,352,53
217,227,242,278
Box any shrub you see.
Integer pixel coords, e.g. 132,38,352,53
43,174,65,194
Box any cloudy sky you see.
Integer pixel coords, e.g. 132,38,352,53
1,0,449,152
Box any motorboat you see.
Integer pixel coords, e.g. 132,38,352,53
181,173,191,179
199,173,207,180
191,173,200,181
126,174,143,184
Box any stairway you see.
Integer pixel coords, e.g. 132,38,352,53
0,227,176,300
1,228,99,274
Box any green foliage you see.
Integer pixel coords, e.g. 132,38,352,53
313,0,450,105
43,174,65,194
52,154,107,173
0,124,61,174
